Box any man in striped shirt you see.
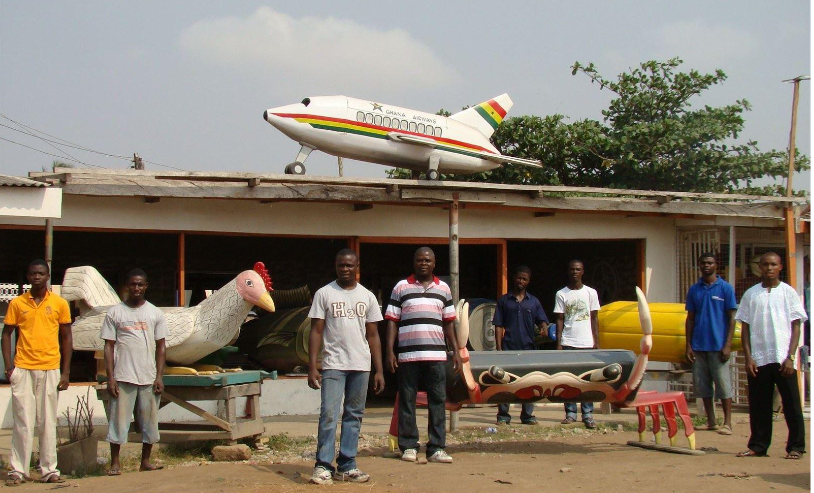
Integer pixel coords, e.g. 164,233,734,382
385,247,461,464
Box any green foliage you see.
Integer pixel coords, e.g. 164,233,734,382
389,58,808,195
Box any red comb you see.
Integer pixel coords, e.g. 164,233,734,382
253,262,273,291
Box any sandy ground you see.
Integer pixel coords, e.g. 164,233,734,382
2,405,810,493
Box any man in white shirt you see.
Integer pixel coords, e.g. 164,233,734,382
554,259,601,429
735,252,807,459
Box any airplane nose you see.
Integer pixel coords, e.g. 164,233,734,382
263,110,268,122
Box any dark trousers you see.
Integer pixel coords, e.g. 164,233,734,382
497,403,535,423
397,361,446,456
747,363,806,455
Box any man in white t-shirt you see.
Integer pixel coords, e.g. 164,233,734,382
101,268,167,476
735,252,807,459
554,259,601,429
308,249,384,485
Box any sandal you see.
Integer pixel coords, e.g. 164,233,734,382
706,423,719,431
561,417,576,425
736,449,764,457
785,451,805,460
717,425,732,435
5,476,24,487
107,468,122,476
38,474,65,483
584,418,597,429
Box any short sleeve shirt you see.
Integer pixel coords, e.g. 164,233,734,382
101,301,168,385
685,276,737,352
385,275,456,363
554,285,600,348
492,293,548,350
735,282,808,368
3,290,71,370
307,281,383,371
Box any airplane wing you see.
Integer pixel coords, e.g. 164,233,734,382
387,132,543,169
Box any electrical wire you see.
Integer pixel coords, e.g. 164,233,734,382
0,136,101,167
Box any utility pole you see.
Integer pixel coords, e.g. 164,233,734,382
133,153,144,170
337,156,344,177
781,75,809,412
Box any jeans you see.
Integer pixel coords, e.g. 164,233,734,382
497,403,536,423
315,369,370,473
561,345,594,420
397,361,446,456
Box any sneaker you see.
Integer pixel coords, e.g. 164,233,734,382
309,466,333,485
496,419,511,425
401,448,418,462
521,417,538,425
427,450,453,463
334,468,370,483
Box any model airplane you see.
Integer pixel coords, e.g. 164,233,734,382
263,94,542,180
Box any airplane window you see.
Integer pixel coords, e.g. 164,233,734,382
418,123,425,134
426,126,434,136
392,119,400,129
365,113,374,124
383,117,391,127
409,122,417,132
400,120,408,130
374,115,382,126
435,127,442,137
356,111,365,122
301,98,311,107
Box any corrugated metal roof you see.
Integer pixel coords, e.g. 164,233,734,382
0,175,49,187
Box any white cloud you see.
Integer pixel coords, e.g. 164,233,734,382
177,7,461,95
650,19,758,70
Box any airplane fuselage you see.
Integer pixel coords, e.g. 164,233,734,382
264,96,502,174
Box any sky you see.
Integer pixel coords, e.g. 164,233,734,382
0,1,810,191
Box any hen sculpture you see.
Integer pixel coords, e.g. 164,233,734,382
63,263,275,365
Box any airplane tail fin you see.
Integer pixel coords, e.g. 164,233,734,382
448,94,513,138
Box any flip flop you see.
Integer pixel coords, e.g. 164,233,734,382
561,417,577,425
139,464,164,472
717,425,732,435
784,451,805,460
736,449,764,457
107,468,122,476
5,476,24,487
38,474,65,483
584,418,597,429
706,424,719,431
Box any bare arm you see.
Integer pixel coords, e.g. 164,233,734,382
781,319,802,377
720,309,736,363
365,322,385,394
104,339,119,397
741,322,757,377
307,318,324,389
58,323,72,390
590,311,599,349
684,311,696,363
555,314,564,350
385,320,399,373
443,319,461,373
495,326,505,351
154,339,166,394
2,325,16,381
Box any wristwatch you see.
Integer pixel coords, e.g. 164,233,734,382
788,353,796,362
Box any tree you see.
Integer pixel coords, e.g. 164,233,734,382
390,58,808,195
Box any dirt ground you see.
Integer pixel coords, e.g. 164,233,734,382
8,410,810,493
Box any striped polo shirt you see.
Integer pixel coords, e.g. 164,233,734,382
385,275,456,362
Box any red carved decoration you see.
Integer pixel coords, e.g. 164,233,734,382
253,262,273,291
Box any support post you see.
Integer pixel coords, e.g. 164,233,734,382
728,227,736,286
178,232,186,307
497,239,508,298
44,219,53,284
338,156,344,177
449,193,459,432
348,237,361,281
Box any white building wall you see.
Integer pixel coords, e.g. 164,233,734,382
2,195,678,302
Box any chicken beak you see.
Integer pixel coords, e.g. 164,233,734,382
256,292,276,313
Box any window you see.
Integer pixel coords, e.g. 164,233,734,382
418,123,425,134
365,113,373,124
383,117,391,127
356,111,365,122
435,127,442,137
409,122,417,132
400,120,408,130
425,126,435,136
374,115,382,126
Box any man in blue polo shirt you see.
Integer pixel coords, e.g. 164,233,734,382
493,266,549,425
685,252,737,435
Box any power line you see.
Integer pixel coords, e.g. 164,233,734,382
0,122,132,161
0,115,104,168
0,136,103,168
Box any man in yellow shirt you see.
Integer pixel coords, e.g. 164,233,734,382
2,260,73,484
